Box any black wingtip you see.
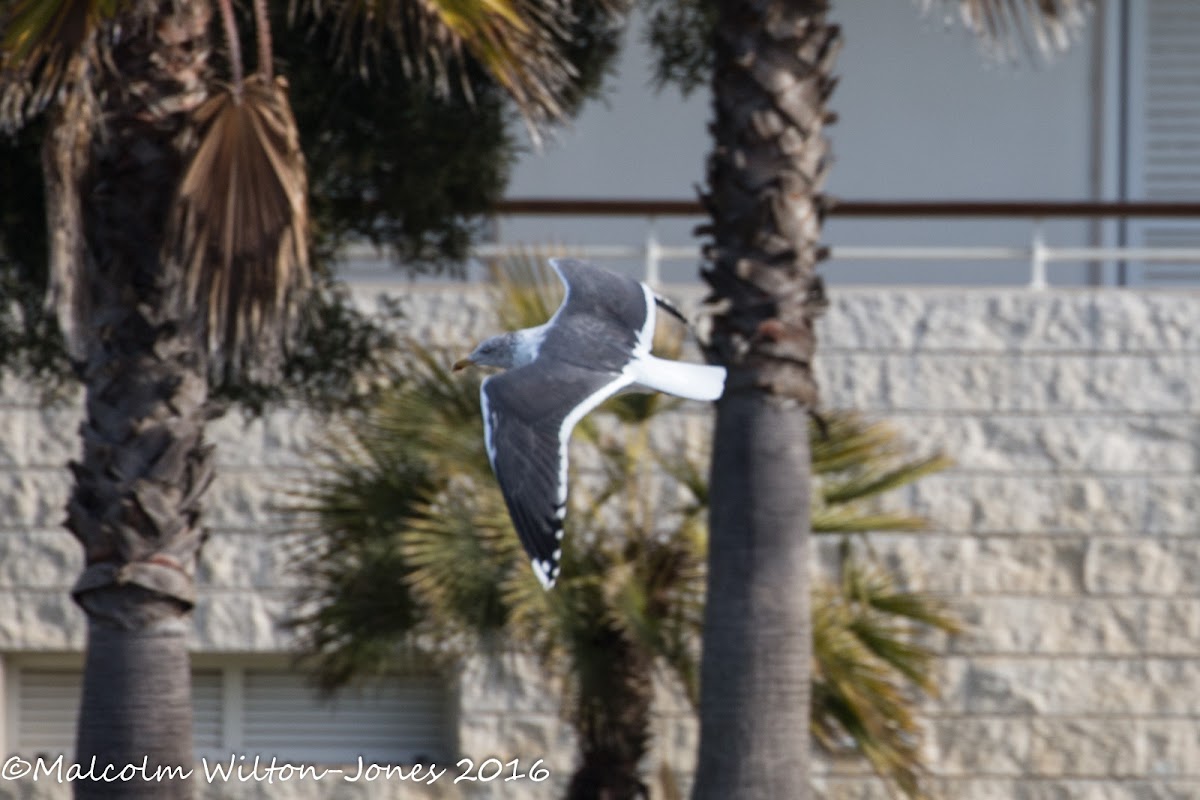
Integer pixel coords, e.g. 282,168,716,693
653,293,690,327
531,556,561,590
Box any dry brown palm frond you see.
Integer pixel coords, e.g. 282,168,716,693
41,51,97,362
166,73,311,377
0,0,115,129
215,0,246,91
921,0,1091,62
252,0,275,81
293,0,575,131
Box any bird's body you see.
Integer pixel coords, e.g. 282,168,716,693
457,259,726,588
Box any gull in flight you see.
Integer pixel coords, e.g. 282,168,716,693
453,259,726,588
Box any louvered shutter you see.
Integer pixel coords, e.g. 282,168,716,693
13,667,449,764
241,671,452,764
1124,0,1200,284
14,669,224,758
15,670,78,757
191,670,224,753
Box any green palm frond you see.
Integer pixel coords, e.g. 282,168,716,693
487,250,563,329
811,412,910,475
621,539,705,701
288,537,426,692
294,0,576,128
287,433,431,690
812,508,932,535
811,412,953,549
812,545,959,800
166,74,311,379
401,494,518,638
821,453,953,506
655,446,708,516
0,0,115,128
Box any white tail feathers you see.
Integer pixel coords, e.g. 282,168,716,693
631,354,726,402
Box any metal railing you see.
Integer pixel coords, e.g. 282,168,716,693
346,199,1200,288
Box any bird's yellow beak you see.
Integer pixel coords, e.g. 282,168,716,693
452,358,474,372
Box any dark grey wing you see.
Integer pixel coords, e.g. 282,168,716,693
544,259,655,372
481,361,634,589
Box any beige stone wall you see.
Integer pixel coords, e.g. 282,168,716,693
0,286,1196,799
814,289,1200,800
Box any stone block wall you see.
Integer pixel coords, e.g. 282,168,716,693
813,289,1200,800
0,285,1196,799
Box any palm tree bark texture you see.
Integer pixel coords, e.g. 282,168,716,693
693,0,838,798
51,2,216,796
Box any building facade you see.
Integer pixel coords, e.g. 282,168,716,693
2,1,1199,797
0,283,1196,799
504,0,1200,289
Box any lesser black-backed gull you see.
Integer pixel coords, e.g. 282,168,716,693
453,258,726,589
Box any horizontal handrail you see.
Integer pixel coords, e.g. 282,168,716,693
494,198,1200,218
341,199,1200,289
471,243,1200,262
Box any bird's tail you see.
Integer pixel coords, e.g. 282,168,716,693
632,354,726,401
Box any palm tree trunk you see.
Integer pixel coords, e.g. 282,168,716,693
692,0,839,798
75,599,197,798
566,626,653,800
52,3,216,797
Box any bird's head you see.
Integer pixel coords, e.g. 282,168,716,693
453,333,517,371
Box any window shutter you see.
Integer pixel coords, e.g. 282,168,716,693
14,669,227,759
16,670,79,757
191,670,224,753
1124,0,1200,283
241,671,453,764
11,666,452,765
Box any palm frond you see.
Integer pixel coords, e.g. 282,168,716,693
654,446,708,517
810,543,962,798
921,0,1091,62
812,508,932,534
166,74,311,379
821,454,954,506
811,412,908,475
216,0,246,91
286,435,431,690
804,414,959,798
41,66,96,363
0,0,114,128
288,536,426,692
293,0,576,130
402,494,519,639
252,0,275,80
811,412,952,539
487,249,563,329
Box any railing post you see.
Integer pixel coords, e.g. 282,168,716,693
644,217,661,287
1029,218,1048,290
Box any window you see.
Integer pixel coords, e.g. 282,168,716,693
1107,0,1200,284
7,660,454,765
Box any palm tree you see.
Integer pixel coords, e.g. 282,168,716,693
0,1,585,796
290,259,960,799
691,2,1088,796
